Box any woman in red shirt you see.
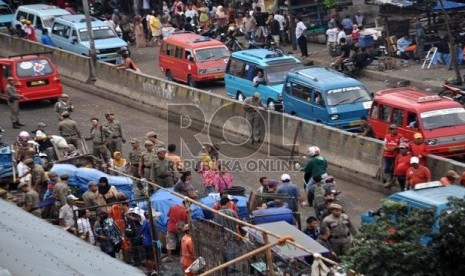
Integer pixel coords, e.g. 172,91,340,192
406,157,431,190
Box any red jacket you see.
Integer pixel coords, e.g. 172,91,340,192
383,133,404,158
409,142,429,165
394,153,412,176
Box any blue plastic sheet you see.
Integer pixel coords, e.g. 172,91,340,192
0,146,13,179
150,188,205,233
199,194,249,220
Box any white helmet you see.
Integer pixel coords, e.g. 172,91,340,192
19,131,29,138
308,146,320,157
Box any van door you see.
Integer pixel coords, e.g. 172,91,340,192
370,102,392,138
172,46,185,81
225,57,248,100
51,22,68,50
284,79,313,120
311,90,328,123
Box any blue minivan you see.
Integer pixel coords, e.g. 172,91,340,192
282,67,372,130
224,49,303,110
50,15,127,62
0,0,14,33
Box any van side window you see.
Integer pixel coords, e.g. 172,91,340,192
185,50,192,60
314,90,325,106
228,58,246,78
175,46,183,59
407,112,418,128
2,65,11,78
167,44,175,56
392,108,404,127
27,14,35,24
160,42,167,54
379,105,391,122
289,81,312,102
16,11,27,21
52,23,66,37
245,64,257,81
370,101,379,119
36,18,43,30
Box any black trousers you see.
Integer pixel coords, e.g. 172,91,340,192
298,35,308,56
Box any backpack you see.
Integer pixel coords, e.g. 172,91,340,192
313,182,326,209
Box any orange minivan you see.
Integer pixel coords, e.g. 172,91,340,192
159,32,230,87
0,52,63,103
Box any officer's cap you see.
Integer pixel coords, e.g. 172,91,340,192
146,131,157,137
329,203,342,210
130,138,140,144
144,140,154,146
156,147,167,153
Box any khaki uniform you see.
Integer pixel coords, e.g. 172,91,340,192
31,164,47,197
244,96,265,143
58,118,81,149
322,213,357,256
150,157,176,188
152,140,165,151
104,120,124,155
23,189,41,217
129,147,144,196
140,150,156,180
89,125,112,163
6,83,20,123
54,100,74,119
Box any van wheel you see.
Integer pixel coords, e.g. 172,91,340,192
50,98,58,104
187,75,197,87
267,99,275,111
237,92,245,102
166,70,174,82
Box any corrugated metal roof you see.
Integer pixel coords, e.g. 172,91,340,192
0,200,145,276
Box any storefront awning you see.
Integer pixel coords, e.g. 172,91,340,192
432,0,465,10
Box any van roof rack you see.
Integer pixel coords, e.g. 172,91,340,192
8,51,53,59
295,71,318,81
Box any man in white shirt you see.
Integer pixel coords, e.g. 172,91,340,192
326,22,338,57
295,16,308,57
274,12,286,46
77,209,96,245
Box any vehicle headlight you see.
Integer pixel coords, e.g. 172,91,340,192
330,114,339,120
198,69,207,74
426,139,437,145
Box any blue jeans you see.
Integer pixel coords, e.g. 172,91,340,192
205,186,215,194
383,157,395,181
305,173,328,191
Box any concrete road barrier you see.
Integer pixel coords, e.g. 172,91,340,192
1,34,463,190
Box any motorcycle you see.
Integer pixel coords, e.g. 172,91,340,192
221,26,246,52
438,83,465,105
248,35,280,51
200,24,221,39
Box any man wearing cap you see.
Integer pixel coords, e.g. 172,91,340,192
59,194,78,231
244,92,267,144
5,76,26,129
150,147,176,189
139,140,156,183
18,182,42,218
440,170,460,185
322,203,357,257
392,142,412,190
86,118,112,164
53,174,70,210
409,132,429,165
382,124,405,184
104,113,125,155
24,158,47,197
54,94,74,120
34,122,48,136
276,174,302,212
82,181,104,224
406,157,431,190
146,131,165,150
58,111,81,149
128,138,143,196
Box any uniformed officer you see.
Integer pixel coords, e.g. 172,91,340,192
138,140,156,180
86,118,112,163
244,92,267,144
150,147,176,189
128,138,143,196
146,131,165,150
104,113,125,155
5,76,26,129
54,94,74,120
58,111,81,149
322,203,358,257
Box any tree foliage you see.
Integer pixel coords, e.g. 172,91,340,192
323,0,338,9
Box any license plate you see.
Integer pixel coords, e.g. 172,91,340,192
448,146,465,152
30,80,45,86
349,121,361,127
214,74,223,79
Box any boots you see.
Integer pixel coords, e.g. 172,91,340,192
16,121,25,126
12,122,20,129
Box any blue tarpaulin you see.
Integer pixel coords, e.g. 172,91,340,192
433,0,465,10
0,146,13,179
150,188,205,233
199,194,249,220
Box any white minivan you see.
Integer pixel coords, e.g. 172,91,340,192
12,4,70,41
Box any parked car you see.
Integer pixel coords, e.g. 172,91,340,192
225,49,303,111
282,66,372,130
159,32,230,87
0,52,63,103
0,0,14,33
50,14,128,62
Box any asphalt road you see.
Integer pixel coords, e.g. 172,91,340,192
0,82,384,228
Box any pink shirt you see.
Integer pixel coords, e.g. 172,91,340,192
213,173,234,192
201,170,216,187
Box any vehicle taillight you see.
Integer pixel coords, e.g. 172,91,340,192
53,76,61,83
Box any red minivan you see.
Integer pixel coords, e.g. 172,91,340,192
159,32,230,87
369,87,465,157
0,52,63,103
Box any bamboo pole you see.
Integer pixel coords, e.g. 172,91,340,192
262,232,275,276
199,237,294,276
109,168,338,266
